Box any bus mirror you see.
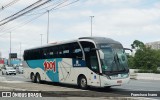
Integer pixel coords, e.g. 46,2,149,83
99,50,104,59
91,48,99,51
123,48,133,52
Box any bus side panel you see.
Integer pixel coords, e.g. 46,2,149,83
58,58,101,87
24,58,63,82
73,68,101,87
58,58,75,84
23,61,51,81
24,58,101,87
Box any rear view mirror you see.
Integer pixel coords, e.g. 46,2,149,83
123,48,133,52
91,48,99,51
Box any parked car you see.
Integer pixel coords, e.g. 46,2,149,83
2,67,16,75
16,66,23,74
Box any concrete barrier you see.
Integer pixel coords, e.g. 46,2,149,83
129,69,160,80
136,73,160,80
130,69,137,79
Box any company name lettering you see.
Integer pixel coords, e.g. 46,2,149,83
43,60,56,72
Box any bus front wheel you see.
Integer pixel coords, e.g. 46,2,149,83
78,76,88,89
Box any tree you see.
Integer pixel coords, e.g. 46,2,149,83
133,46,159,70
127,55,134,68
131,40,144,50
129,40,160,72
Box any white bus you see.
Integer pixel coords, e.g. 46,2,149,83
23,37,130,89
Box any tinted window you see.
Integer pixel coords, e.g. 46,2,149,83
24,42,83,60
80,41,99,73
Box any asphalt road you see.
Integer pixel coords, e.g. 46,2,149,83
0,71,160,100
0,71,160,91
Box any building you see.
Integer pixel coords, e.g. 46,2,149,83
146,41,160,50
0,51,1,58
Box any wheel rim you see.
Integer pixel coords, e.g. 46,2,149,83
31,75,34,81
81,78,87,88
36,75,40,83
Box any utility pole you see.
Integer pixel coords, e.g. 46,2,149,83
47,10,49,44
9,32,11,65
20,42,21,60
40,34,43,46
90,16,94,37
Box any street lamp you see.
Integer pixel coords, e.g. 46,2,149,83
47,10,50,44
90,16,94,37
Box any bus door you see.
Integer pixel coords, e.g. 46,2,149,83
80,41,101,87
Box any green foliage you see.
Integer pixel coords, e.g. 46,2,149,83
131,40,144,50
127,55,135,68
133,46,159,70
128,40,160,73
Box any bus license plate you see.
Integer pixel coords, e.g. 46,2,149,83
117,80,122,83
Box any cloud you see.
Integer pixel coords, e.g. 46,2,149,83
1,0,160,58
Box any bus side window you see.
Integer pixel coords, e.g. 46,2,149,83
58,46,63,58
63,44,70,58
71,42,83,60
53,48,58,58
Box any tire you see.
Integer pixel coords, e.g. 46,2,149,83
14,73,16,75
35,73,41,83
78,76,88,89
31,73,36,83
2,72,4,75
104,86,111,89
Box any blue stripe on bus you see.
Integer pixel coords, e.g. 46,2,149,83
26,58,62,82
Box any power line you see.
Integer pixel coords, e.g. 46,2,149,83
0,0,80,35
0,0,51,26
0,0,64,33
0,0,21,11
25,0,67,16
0,0,43,23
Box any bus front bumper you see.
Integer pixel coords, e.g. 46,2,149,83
100,75,130,87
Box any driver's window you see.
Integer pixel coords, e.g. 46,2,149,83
80,41,99,73
90,51,99,73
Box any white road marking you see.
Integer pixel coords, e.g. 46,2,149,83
1,81,29,83
0,86,27,91
0,76,7,81
8,75,25,79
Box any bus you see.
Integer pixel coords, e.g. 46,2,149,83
23,37,130,89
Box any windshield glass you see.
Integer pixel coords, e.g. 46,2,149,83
99,44,129,75
6,67,14,70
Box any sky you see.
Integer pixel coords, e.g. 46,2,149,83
0,0,160,58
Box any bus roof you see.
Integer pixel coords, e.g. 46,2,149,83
25,37,121,51
25,39,77,51
79,37,121,44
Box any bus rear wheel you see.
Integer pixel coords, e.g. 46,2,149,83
31,73,36,83
35,73,41,83
78,76,88,89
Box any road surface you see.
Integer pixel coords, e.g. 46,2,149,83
0,71,159,100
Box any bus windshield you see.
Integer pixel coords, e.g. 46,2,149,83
99,44,129,75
